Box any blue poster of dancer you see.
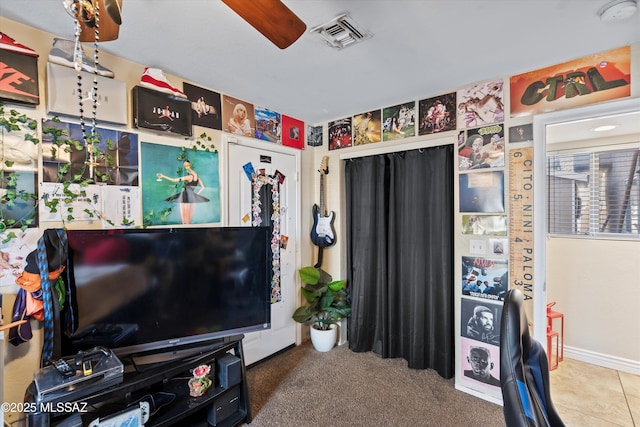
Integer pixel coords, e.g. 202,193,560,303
140,142,220,225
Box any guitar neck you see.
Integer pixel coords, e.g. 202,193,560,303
319,173,325,216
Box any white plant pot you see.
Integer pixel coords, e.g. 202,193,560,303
310,323,338,352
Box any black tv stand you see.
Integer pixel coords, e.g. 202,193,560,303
30,335,251,427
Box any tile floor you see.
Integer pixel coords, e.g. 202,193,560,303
550,358,640,426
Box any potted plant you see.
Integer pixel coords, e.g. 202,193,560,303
292,266,351,352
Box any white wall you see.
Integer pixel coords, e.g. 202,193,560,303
547,238,639,364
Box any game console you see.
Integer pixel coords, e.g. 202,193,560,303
34,347,124,405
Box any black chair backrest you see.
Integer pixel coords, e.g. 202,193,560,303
500,289,565,427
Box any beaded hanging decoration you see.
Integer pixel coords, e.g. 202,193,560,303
71,0,100,162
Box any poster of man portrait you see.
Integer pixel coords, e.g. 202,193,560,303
418,92,456,135
461,298,502,346
461,338,501,390
461,256,508,301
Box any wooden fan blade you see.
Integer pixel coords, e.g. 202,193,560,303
76,0,123,42
222,0,307,49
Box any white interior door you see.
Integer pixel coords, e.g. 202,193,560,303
228,140,298,365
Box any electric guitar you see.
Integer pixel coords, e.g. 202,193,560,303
310,156,336,252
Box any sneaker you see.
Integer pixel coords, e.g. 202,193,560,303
140,67,187,98
48,38,115,78
0,32,39,57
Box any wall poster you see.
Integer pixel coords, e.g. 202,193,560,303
458,171,505,213
462,256,508,301
510,45,631,117
140,142,220,226
456,80,504,129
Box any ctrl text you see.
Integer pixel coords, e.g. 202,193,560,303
1,401,89,414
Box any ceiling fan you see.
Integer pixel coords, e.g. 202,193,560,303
221,0,307,49
67,0,306,48
63,0,123,42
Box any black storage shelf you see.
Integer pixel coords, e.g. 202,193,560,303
41,335,250,427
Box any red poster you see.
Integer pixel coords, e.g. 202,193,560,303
510,46,630,117
281,114,304,149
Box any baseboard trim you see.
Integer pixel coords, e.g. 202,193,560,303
454,384,503,406
564,346,640,375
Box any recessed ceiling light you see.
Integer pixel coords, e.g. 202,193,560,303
598,0,638,22
593,125,617,132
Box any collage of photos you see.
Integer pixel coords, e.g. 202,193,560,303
41,119,139,186
181,83,305,150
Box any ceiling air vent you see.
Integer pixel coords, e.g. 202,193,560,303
310,13,372,50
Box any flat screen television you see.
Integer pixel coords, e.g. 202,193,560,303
59,227,272,361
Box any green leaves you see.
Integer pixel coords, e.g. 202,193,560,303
292,266,352,330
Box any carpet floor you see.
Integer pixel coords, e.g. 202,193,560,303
244,341,505,426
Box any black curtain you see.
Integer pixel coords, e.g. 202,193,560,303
345,145,454,378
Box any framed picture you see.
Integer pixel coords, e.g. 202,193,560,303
418,92,456,135
183,83,222,130
457,80,504,129
282,115,304,149
255,106,281,143
307,125,323,147
458,125,505,171
0,50,39,105
508,123,533,143
132,86,192,136
352,110,381,145
222,95,255,137
382,102,415,141
459,171,505,213
328,118,352,150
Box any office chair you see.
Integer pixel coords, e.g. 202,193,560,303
500,289,565,427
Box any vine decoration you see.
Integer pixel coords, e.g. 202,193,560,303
1,102,217,237
0,105,39,237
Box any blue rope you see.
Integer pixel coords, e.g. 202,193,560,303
37,229,67,364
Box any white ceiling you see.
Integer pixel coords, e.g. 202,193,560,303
1,0,639,124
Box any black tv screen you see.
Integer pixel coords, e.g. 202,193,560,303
60,227,272,358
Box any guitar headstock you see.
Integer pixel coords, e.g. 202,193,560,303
319,155,329,175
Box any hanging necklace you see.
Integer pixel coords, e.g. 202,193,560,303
71,0,100,170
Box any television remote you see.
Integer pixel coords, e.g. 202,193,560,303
54,359,76,378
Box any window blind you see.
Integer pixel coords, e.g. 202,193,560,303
547,147,639,237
